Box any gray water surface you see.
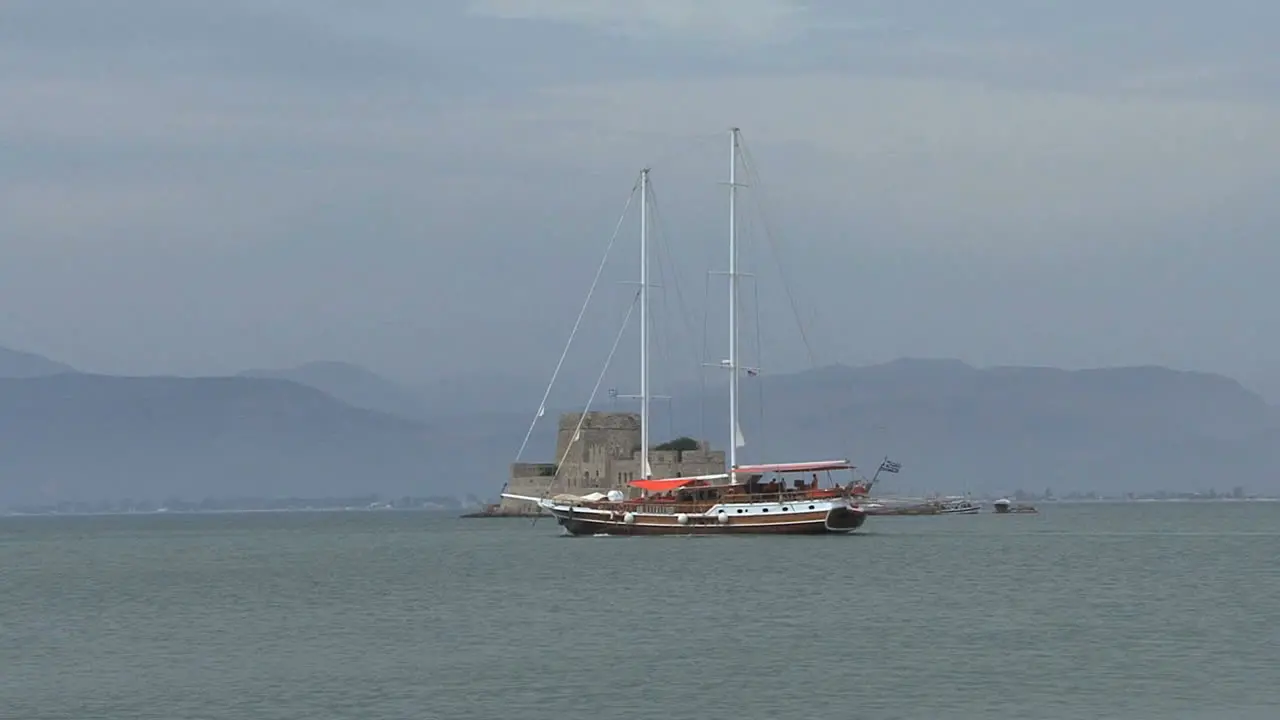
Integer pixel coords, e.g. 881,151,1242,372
3,502,1277,719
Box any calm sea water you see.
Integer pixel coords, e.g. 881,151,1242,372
2,502,1277,720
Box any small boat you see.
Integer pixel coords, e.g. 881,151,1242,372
863,501,941,516
937,497,981,515
992,498,1038,514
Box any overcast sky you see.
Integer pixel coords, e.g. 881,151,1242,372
2,0,1277,395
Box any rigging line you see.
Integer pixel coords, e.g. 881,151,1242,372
644,128,725,444
647,181,704,393
752,270,767,466
655,200,681,443
733,175,767,466
739,135,860,465
647,180,675,440
737,136,820,370
648,184,701,362
733,202,761,461
512,173,641,469
531,287,642,524
646,176,705,446
699,268,710,448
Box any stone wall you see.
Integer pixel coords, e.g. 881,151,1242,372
555,411,640,463
499,411,725,513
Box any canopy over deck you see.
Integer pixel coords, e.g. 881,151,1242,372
735,460,854,474
628,473,730,492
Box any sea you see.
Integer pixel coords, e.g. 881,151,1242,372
2,501,1277,720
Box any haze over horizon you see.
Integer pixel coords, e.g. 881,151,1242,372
3,1,1277,396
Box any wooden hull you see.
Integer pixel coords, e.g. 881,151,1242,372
546,504,866,536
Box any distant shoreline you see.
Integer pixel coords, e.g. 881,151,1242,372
0,506,467,518
6,496,1278,518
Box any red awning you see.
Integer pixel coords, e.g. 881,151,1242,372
629,478,696,492
628,473,728,492
735,460,853,474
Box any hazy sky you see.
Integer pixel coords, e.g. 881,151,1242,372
2,1,1277,393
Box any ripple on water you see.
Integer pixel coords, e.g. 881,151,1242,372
2,503,1278,720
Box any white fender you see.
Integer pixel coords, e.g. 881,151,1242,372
676,513,690,525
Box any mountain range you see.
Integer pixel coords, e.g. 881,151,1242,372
1,345,1277,506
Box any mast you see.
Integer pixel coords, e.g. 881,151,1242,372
618,168,666,480
727,127,741,483
639,167,651,479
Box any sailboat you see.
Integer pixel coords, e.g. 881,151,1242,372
502,128,868,535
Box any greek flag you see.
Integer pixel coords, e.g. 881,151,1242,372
879,459,902,474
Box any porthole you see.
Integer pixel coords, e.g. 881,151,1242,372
762,508,769,512
782,507,789,511
808,505,815,510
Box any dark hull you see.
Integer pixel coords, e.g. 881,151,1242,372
548,506,866,536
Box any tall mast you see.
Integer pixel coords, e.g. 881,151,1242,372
619,168,664,480
727,128,740,483
639,167,651,479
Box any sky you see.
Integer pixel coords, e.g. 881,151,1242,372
2,0,1278,397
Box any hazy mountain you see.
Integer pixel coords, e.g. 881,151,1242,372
238,361,429,421
1237,364,1280,405
2,347,1276,505
673,359,1280,496
426,358,1280,497
0,346,77,378
416,371,552,417
0,373,449,506
235,362,552,423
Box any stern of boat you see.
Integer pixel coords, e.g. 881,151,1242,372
824,502,867,532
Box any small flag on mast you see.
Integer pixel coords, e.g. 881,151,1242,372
879,459,902,474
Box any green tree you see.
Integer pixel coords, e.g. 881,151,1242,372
654,436,699,452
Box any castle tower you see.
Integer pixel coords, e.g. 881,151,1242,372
501,410,726,513
555,411,640,463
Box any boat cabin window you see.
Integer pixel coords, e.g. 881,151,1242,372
676,488,722,502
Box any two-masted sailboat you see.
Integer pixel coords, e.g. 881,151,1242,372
503,128,867,535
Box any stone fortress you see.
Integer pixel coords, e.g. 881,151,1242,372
500,411,726,513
